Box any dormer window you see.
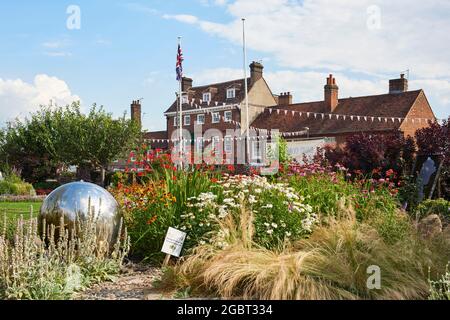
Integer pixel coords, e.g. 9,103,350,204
181,95,188,104
227,88,236,99
203,92,211,103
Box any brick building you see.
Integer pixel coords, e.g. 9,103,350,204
130,64,436,164
252,73,436,147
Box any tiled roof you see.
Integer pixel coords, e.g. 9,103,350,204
251,90,424,136
164,78,251,114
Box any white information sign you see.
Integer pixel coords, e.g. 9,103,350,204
161,227,187,258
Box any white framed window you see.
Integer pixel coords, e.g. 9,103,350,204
212,112,220,124
226,88,236,99
184,115,191,126
203,92,211,103
197,114,205,125
251,141,262,161
224,136,233,154
224,111,232,122
181,95,188,104
173,116,179,127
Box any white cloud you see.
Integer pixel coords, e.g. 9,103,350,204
163,14,199,24
164,0,450,118
0,74,81,122
192,68,243,85
165,0,450,78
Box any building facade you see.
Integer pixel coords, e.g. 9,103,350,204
131,64,436,164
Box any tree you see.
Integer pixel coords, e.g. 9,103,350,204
1,102,141,184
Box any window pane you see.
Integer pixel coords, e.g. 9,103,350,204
197,114,205,124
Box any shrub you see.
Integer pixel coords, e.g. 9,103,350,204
416,199,450,222
323,131,416,179
162,205,448,300
0,209,130,300
0,174,36,196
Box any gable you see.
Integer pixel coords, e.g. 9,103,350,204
399,90,436,137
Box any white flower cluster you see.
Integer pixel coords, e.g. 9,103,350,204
181,174,319,247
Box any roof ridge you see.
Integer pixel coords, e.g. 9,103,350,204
191,77,248,89
278,90,422,107
338,89,422,101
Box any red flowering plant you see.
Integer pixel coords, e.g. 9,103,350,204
284,156,402,231
110,180,178,260
109,143,223,261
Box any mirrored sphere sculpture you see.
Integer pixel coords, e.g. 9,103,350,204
39,181,122,243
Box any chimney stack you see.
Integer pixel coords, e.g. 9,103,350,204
250,61,264,85
389,74,408,94
324,74,339,112
131,100,142,129
278,92,293,105
182,77,193,92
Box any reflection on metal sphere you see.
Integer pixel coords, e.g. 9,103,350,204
39,181,122,243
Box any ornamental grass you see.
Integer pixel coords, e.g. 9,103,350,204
0,207,130,300
162,203,450,300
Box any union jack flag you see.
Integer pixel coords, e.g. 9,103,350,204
176,44,183,81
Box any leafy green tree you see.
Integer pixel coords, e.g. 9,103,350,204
1,102,140,184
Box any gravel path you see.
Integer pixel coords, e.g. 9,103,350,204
76,263,168,300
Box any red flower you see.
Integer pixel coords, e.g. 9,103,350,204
385,169,395,177
146,215,158,225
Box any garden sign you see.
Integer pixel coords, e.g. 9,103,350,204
161,227,187,258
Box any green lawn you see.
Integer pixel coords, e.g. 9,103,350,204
0,202,42,220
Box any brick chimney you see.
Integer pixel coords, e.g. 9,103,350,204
324,74,339,112
389,74,408,94
130,100,142,129
250,61,264,85
278,92,293,105
182,77,193,92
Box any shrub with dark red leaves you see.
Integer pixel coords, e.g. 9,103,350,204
323,131,416,179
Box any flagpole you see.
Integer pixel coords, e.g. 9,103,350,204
178,36,183,170
242,18,250,165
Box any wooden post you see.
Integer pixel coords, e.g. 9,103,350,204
162,254,171,268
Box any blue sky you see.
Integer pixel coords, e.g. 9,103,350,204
1,0,450,131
